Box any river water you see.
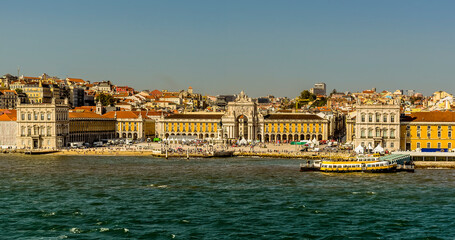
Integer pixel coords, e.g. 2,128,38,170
1,155,454,239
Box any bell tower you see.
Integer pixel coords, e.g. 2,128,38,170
96,99,103,115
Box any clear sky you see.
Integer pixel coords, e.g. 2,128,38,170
2,0,455,97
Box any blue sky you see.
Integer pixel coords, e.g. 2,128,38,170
1,0,455,97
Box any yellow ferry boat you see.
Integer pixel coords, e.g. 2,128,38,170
300,154,413,173
319,159,397,173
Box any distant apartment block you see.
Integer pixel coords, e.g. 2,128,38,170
310,83,326,96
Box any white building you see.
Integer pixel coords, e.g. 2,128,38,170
352,100,401,152
16,98,69,149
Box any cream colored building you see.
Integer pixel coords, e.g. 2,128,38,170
16,99,69,149
351,100,401,151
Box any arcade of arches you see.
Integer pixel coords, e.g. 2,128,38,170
158,91,329,142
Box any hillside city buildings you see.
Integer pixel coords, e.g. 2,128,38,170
1,72,455,153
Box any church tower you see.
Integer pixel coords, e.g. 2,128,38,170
96,99,103,115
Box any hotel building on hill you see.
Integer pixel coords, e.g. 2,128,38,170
156,91,329,142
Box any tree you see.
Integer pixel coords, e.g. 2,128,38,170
300,90,311,99
95,93,115,106
15,88,23,94
310,97,328,108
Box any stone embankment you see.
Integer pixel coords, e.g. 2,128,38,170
233,152,353,160
413,161,455,169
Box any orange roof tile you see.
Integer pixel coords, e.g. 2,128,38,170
0,109,17,121
407,112,455,122
69,112,109,119
67,78,85,83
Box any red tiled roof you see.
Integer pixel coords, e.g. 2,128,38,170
0,109,17,121
165,113,223,119
264,114,323,120
150,89,163,96
71,106,96,113
69,112,110,119
67,78,85,83
406,112,455,122
103,111,147,119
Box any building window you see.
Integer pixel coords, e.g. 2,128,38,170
47,113,51,120
368,114,373,122
427,126,431,139
417,126,421,138
382,129,387,138
383,114,387,122
449,142,452,149
21,113,25,120
40,113,44,120
361,114,365,122
375,128,380,137
427,142,431,148
34,112,38,120
368,129,373,138
390,142,394,148
376,113,380,122
391,115,395,122
361,129,365,138
28,113,31,120
390,129,395,138
438,142,441,148
27,128,31,136
416,142,421,149
449,131,452,139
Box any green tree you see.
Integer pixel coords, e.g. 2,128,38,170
300,90,311,99
310,97,328,108
15,88,23,94
95,93,115,106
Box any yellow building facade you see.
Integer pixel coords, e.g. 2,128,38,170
160,113,223,139
400,112,455,151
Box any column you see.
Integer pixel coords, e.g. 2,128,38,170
248,125,252,141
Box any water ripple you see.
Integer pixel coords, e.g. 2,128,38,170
0,155,455,239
